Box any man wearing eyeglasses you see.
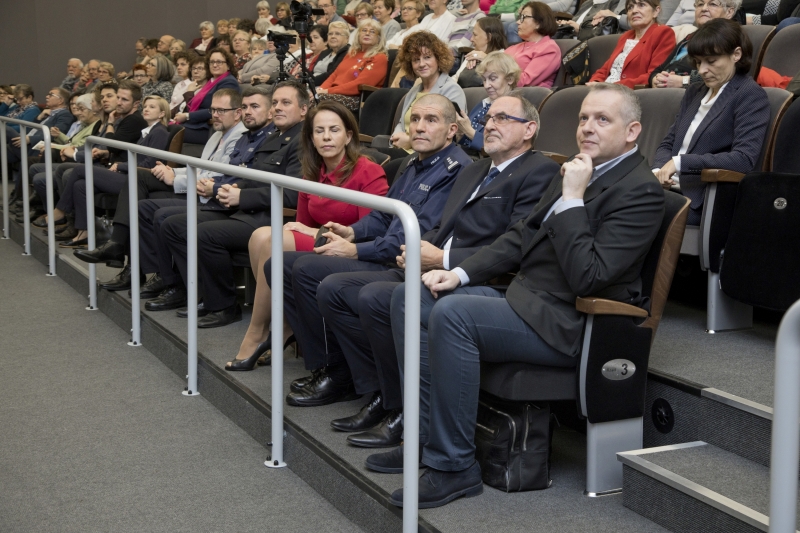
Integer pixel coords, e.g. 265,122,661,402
318,0,347,25
60,58,84,92
314,93,558,449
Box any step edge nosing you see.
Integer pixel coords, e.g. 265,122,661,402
701,387,773,420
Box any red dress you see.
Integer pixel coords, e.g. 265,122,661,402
292,156,389,251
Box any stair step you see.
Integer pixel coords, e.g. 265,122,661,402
618,441,800,533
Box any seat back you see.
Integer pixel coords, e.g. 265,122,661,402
360,146,391,167
635,88,685,166
385,49,399,88
743,25,776,79
463,87,488,113
534,86,590,157
770,97,800,174
553,39,580,88
514,87,552,109
587,34,622,78
760,23,800,77
359,88,409,138
759,87,793,171
166,124,185,168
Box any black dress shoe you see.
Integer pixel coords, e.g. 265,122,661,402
331,392,387,432
290,369,322,393
176,300,208,318
32,214,66,228
73,240,126,268
197,303,242,328
145,286,188,311
286,370,360,407
99,264,145,292
137,274,169,299
389,461,483,508
347,409,403,448
59,237,88,249
365,443,424,474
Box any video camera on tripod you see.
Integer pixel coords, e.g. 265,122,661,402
289,0,324,34
266,0,323,97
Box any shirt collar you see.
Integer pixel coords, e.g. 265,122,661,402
413,142,456,173
591,144,639,184
488,151,526,175
141,123,155,138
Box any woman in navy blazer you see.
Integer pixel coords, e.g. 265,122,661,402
174,48,241,144
652,19,770,225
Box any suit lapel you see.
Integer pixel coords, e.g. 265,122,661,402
465,151,531,204
671,89,704,156
687,76,741,153
434,160,489,242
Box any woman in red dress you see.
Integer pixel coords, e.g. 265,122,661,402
226,101,389,371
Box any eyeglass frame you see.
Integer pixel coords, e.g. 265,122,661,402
209,107,239,115
208,59,228,66
517,14,535,22
693,0,724,7
479,112,530,126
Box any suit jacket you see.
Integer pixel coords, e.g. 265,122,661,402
458,150,665,357
238,54,273,84
232,121,304,228
184,75,241,131
117,122,170,172
590,24,676,89
173,121,248,193
652,73,770,209
424,150,560,268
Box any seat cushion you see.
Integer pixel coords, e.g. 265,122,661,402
480,362,577,402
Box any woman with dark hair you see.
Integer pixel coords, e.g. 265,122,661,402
174,48,240,144
504,2,562,87
290,24,329,78
141,55,176,101
588,0,675,88
652,18,769,224
216,34,233,54
173,55,208,117
452,17,508,87
226,101,389,371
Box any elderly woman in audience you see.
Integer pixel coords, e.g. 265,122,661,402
173,55,209,117
169,39,187,58
97,62,116,84
238,39,272,84
131,63,149,86
174,48,240,144
231,30,254,70
388,31,466,151
5,85,39,131
257,0,271,18
170,51,198,111
226,100,389,371
314,22,352,85
588,0,675,88
504,2,562,87
142,55,176,101
652,19,769,225
452,17,508,87
456,51,521,153
255,17,274,38
217,19,230,36
387,0,425,49
317,19,389,110
190,21,218,55
350,3,376,44
375,0,402,42
289,25,330,78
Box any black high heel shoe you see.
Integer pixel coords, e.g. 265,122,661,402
257,334,297,366
225,340,271,372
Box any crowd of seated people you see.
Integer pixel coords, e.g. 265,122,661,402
4,0,800,514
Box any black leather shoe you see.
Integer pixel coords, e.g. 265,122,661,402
347,409,403,448
99,264,145,292
365,443,424,474
55,225,78,241
224,340,271,371
59,237,88,249
331,392,387,432
73,240,126,268
176,300,208,318
32,214,66,228
197,303,242,328
389,461,483,508
137,274,168,299
290,369,322,393
286,370,360,407
145,286,187,311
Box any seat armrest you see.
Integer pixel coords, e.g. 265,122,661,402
541,151,568,165
633,84,646,90
458,47,474,55
359,133,374,144
701,169,746,183
553,11,573,19
576,297,648,318
358,85,382,94
283,208,297,218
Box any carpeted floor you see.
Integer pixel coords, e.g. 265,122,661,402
0,238,365,533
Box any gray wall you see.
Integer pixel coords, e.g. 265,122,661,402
0,0,264,98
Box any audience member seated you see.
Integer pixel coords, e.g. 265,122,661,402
504,2,562,87
170,51,197,111
239,39,271,84
386,0,426,49
174,48,240,144
254,17,275,39
592,0,683,32
452,17,508,87
318,0,348,25
652,18,769,224
142,55,176,101
131,63,149,87
388,31,466,153
134,38,148,68
588,0,676,88
377,83,664,509
416,0,458,42
4,84,39,131
491,0,577,45
6,87,73,168
96,62,116,84
190,21,218,55
228,18,242,36
249,30,304,86
289,25,328,78
314,22,352,85
148,82,306,327
143,40,159,59
456,52,521,153
375,0,402,42
226,101,390,371
217,35,233,54
0,86,16,117
561,0,627,41
172,55,208,118
74,60,101,91
217,19,230,36
170,39,187,58
232,30,254,71
257,0,273,21
350,3,376,45
275,3,292,26
317,19,389,111
237,18,257,36
157,35,176,60
272,94,470,407
61,58,83,92
447,0,487,54
317,92,558,447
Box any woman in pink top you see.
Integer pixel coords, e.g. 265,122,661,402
504,1,562,87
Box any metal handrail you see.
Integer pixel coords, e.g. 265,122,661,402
769,299,800,533
0,116,55,275
83,135,423,531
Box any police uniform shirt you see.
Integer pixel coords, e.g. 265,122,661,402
211,124,272,197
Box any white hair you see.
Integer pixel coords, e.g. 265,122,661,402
199,20,214,31
68,58,84,67
75,93,94,110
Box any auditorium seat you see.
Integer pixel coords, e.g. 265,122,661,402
587,34,623,79
358,87,408,145
742,25,776,79
533,86,590,161
553,39,581,89
635,88,685,165
758,23,800,78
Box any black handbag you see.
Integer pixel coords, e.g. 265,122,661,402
592,15,621,37
474,396,553,492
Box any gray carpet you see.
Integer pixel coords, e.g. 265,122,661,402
0,239,365,533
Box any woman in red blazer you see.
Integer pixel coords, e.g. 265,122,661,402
589,0,675,89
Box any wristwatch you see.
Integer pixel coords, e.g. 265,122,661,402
682,76,690,88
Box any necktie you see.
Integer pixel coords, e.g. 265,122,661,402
480,167,500,192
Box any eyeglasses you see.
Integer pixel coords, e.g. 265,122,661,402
479,112,529,126
329,31,347,36
192,66,206,72
517,14,535,21
360,28,378,34
209,60,227,65
693,0,723,7
356,12,370,18
233,38,249,42
210,107,237,115
46,92,61,98
133,74,148,78
401,6,417,10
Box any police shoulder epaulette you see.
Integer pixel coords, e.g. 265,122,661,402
446,156,460,171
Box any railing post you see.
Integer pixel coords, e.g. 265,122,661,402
84,143,98,310
128,150,141,346
43,127,55,276
266,182,287,468
20,126,30,255
768,298,800,533
183,165,200,397
1,125,8,239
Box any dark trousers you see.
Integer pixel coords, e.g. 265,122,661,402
31,162,69,205
161,212,254,310
72,166,128,230
268,253,390,373
390,282,575,471
138,199,186,278
112,170,176,247
317,269,406,409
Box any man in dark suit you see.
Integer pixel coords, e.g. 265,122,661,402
316,93,560,449
378,84,665,508
149,81,306,327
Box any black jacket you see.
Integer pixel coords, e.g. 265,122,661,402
314,45,350,86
